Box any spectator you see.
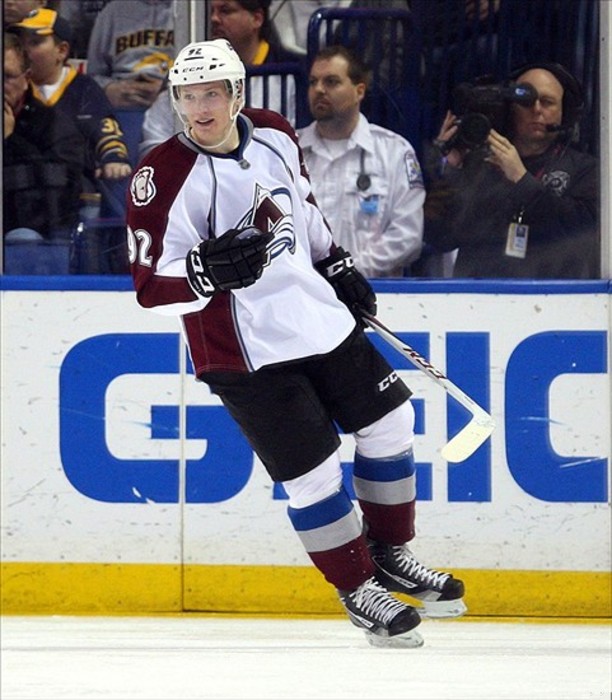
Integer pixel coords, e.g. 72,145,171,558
324,1,420,158
138,87,177,161
86,0,175,110
271,1,495,151
139,0,304,159
422,62,599,279
298,45,424,278
55,0,112,61
12,6,133,274
3,31,84,273
13,8,132,219
211,0,305,124
211,0,296,65
3,0,47,28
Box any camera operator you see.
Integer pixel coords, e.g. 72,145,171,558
421,63,599,279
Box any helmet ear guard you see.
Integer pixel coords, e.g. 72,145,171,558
507,62,584,137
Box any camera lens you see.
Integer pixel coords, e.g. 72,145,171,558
457,113,491,148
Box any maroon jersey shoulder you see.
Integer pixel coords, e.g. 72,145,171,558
127,136,197,220
138,134,194,170
127,135,199,309
242,107,300,147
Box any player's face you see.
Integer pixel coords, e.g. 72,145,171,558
178,81,236,149
511,69,564,149
307,55,365,122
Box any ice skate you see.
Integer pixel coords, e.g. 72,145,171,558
368,540,467,619
338,576,424,648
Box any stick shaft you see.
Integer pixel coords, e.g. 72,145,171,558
363,312,495,439
362,313,480,409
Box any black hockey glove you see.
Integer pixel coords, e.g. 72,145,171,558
186,226,273,297
315,246,377,323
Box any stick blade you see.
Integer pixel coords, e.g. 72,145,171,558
441,418,496,463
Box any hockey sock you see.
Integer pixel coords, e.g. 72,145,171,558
287,486,375,591
353,450,416,544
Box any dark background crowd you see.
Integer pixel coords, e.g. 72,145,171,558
2,0,602,278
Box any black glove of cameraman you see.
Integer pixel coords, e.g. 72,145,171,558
315,246,377,323
186,226,273,298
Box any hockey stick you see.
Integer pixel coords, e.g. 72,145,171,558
362,311,495,462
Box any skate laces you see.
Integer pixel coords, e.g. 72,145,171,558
392,545,450,590
348,577,407,624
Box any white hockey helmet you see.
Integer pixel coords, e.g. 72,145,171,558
169,39,246,102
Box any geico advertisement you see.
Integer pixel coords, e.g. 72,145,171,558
1,289,609,571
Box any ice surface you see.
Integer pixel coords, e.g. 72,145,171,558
1,615,610,699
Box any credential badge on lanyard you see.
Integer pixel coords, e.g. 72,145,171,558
505,207,529,258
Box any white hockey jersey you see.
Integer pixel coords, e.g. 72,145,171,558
126,108,356,375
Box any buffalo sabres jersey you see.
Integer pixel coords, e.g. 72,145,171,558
126,108,356,376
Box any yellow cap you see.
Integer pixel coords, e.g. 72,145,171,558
13,8,73,44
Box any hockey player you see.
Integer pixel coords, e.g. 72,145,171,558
126,39,466,648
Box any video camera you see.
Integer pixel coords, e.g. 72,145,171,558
443,79,538,152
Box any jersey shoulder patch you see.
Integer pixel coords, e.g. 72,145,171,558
130,165,157,207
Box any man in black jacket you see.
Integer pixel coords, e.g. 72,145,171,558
3,31,84,271
422,62,598,279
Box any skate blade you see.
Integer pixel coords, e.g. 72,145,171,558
365,629,424,649
420,598,467,619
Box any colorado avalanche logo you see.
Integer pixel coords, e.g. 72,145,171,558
237,183,296,261
130,166,157,207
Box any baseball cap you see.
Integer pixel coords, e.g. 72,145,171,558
13,8,74,45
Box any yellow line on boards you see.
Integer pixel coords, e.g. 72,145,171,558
1,563,610,618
